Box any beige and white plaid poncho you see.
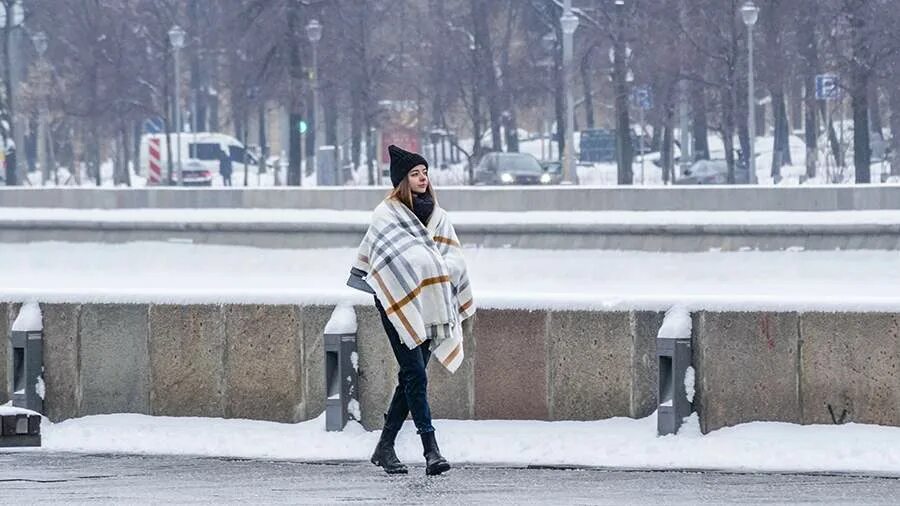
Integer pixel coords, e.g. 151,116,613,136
349,198,475,373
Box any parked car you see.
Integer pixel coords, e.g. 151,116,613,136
473,152,555,185
540,160,564,185
179,160,214,186
675,159,749,185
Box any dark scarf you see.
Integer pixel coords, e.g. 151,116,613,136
411,192,434,226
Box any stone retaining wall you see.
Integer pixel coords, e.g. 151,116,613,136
3,186,900,211
2,303,897,433
4,220,900,251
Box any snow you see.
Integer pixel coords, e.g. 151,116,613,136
35,375,45,400
12,301,42,331
347,399,361,421
6,207,900,227
657,305,691,340
684,367,695,404
324,304,357,335
2,242,900,312
32,411,900,475
0,403,39,416
350,352,359,372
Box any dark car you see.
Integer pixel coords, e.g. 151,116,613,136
473,152,552,185
540,160,564,185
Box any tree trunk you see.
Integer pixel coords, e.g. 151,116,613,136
580,47,595,130
789,76,803,132
722,84,737,183
848,5,871,183
852,87,871,183
2,2,17,186
471,0,502,151
258,104,267,174
889,84,900,176
324,84,338,148
613,23,633,185
505,106,519,153
869,82,883,139
120,125,131,187
771,93,791,176
798,0,818,178
691,81,710,160
188,0,206,132
286,0,304,185
661,99,675,185
132,122,141,176
554,34,565,160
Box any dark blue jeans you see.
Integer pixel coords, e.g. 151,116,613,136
375,296,434,434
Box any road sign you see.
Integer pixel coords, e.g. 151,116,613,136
815,74,840,100
143,117,164,134
630,86,652,110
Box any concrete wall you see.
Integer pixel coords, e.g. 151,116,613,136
693,311,900,433
9,302,899,434
3,185,900,211
4,220,899,252
25,302,661,427
0,303,8,404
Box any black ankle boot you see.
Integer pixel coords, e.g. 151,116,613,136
371,425,408,475
420,431,451,476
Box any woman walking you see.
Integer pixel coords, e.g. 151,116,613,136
347,144,475,476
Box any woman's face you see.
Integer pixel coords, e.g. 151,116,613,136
407,164,429,194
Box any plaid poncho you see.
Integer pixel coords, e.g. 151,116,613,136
350,198,475,373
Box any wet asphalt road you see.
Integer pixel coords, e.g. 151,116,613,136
1,452,899,505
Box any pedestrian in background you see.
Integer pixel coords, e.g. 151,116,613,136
219,147,233,186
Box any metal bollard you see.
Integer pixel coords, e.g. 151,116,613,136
324,332,358,431
324,304,359,432
0,410,41,447
656,336,692,436
10,325,44,414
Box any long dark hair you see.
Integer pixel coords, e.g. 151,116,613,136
387,173,437,211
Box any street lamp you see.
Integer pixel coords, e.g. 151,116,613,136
32,31,49,185
560,2,579,184
168,24,186,186
306,19,322,181
1,1,25,186
741,1,759,184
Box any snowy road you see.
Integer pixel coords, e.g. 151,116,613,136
2,452,899,505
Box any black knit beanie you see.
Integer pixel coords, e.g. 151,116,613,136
388,144,428,187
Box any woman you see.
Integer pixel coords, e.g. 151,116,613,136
347,144,475,476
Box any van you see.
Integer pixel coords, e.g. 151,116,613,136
139,132,257,186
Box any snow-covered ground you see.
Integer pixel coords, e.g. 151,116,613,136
22,410,900,475
2,242,899,312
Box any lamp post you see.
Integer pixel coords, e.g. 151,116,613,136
32,31,48,185
1,1,24,185
560,1,579,184
741,1,759,184
306,19,322,181
168,25,186,186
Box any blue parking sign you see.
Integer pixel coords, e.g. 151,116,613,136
143,117,164,134
815,74,840,100
631,86,652,110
